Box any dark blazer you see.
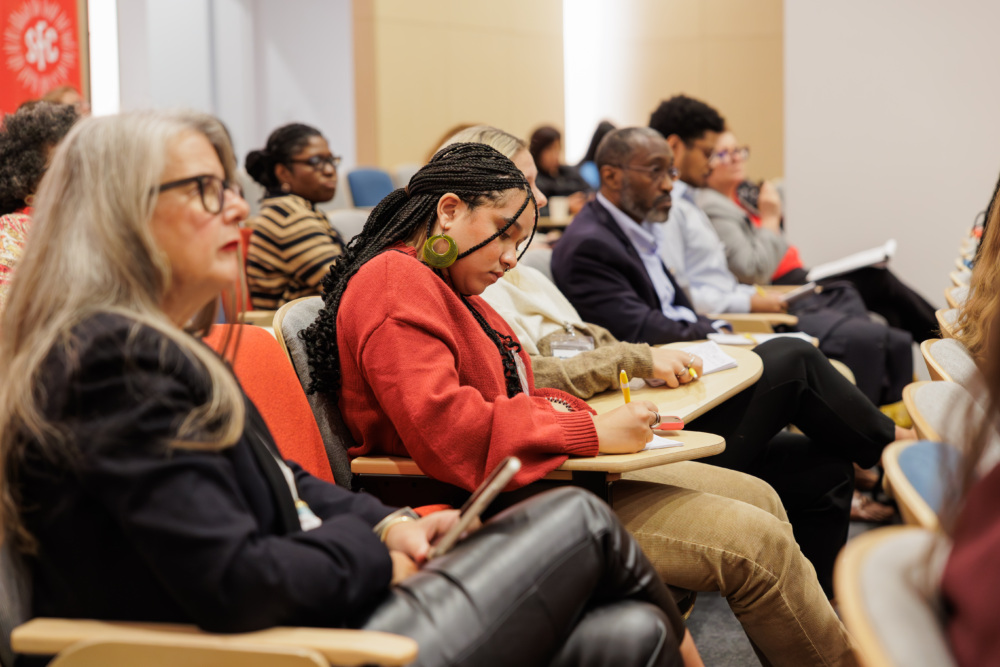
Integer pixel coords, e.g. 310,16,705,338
551,199,717,344
19,314,397,634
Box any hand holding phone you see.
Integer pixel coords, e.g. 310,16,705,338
426,457,521,560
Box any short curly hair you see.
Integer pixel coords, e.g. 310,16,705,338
0,102,78,214
648,95,725,144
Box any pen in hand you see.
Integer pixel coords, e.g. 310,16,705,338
619,369,631,404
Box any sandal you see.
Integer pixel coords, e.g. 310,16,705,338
850,491,895,523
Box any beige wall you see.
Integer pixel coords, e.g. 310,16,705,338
359,0,782,178
785,1,1000,307
591,0,783,180
367,0,565,169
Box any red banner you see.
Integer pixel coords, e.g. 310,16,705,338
0,0,85,114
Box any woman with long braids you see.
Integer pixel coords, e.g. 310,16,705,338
304,141,862,667
0,111,693,667
244,123,345,310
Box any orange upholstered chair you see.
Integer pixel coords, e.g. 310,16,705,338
203,324,334,484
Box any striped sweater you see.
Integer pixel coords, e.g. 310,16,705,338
245,194,344,310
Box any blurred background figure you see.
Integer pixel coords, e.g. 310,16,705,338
243,122,346,310
529,125,592,217
40,85,91,116
0,102,79,307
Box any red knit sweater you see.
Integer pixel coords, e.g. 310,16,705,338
337,245,599,491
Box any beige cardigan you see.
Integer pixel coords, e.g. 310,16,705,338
481,265,654,399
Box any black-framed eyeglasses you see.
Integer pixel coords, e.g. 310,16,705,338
614,164,679,183
287,155,342,171
711,146,750,165
157,174,242,214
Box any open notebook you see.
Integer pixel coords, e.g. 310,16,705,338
680,341,739,375
707,332,815,346
644,434,683,450
806,239,896,282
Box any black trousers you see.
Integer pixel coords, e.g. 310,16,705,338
776,266,938,343
692,338,895,595
357,487,684,667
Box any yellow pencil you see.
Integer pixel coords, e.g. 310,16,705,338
689,367,699,380
755,284,767,296
619,369,631,403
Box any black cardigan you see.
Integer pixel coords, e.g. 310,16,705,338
18,314,397,633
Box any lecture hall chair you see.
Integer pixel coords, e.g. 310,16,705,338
327,209,369,245
935,308,959,339
578,161,600,189
834,526,956,667
944,284,967,310
881,439,959,531
919,338,983,389
346,169,394,208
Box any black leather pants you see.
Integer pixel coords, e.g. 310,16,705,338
357,487,684,667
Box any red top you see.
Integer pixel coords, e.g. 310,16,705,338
941,461,1000,666
337,245,599,492
737,195,804,280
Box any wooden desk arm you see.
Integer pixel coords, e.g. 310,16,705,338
12,619,418,667
239,310,277,327
706,312,799,333
352,431,726,478
758,284,802,294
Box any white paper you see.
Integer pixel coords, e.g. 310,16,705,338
680,341,738,375
643,434,684,450
707,332,816,347
806,239,896,282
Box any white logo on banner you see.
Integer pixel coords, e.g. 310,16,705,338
3,0,77,96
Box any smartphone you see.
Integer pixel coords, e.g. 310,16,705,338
779,282,820,306
654,416,685,431
426,456,522,560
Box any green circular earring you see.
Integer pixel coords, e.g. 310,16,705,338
422,234,458,268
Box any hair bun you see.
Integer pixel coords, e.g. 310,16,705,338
244,149,275,188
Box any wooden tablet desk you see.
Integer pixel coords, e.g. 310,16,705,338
351,430,725,505
584,343,763,424
352,343,756,505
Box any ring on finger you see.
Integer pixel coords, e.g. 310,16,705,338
651,411,661,427
675,366,690,378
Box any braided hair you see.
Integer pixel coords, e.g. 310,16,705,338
302,142,537,399
245,123,322,195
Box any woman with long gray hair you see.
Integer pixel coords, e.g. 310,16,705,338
0,110,689,667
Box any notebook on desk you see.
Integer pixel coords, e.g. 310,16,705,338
707,332,815,346
680,341,739,375
644,434,683,450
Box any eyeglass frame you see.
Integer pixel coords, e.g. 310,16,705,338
611,164,679,183
157,174,242,215
287,154,342,171
710,146,750,165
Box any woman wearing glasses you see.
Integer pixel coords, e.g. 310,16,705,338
0,111,692,667
244,123,345,310
700,130,937,343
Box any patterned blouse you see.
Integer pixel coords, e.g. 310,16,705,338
0,211,30,308
245,194,345,310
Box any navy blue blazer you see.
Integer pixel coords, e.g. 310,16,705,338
551,199,717,345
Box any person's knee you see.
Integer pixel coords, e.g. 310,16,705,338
757,337,826,381
550,601,682,667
